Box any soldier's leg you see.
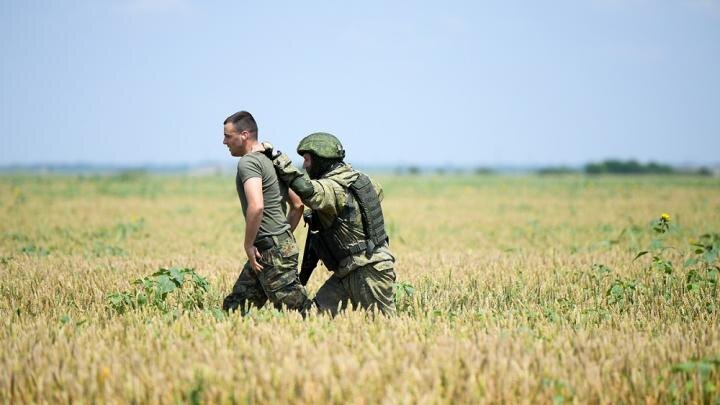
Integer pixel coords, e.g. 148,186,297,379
256,232,313,314
222,261,268,314
314,274,351,316
344,260,397,316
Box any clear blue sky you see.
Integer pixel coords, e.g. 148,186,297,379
2,0,719,167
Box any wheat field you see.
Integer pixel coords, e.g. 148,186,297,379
1,174,719,403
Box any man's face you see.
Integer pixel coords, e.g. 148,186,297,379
302,153,312,170
223,123,247,157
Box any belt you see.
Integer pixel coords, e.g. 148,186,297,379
253,230,293,252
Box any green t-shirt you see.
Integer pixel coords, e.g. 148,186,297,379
235,152,290,240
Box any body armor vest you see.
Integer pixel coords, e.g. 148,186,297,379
309,172,388,270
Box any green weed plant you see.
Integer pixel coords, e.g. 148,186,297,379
107,267,211,315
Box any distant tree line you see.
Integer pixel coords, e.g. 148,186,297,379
536,166,576,175
584,160,675,174
537,160,714,176
388,160,715,176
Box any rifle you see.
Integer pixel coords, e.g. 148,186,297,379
298,212,320,286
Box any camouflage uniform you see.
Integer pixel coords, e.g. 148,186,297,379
222,230,312,315
222,152,312,315
271,134,397,316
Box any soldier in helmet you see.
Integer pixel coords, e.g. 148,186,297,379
264,133,396,316
221,111,313,316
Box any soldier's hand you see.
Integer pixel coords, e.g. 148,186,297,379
245,245,264,272
302,211,313,227
261,141,281,160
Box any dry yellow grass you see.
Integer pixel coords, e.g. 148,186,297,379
1,174,719,403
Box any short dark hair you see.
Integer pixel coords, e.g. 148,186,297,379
224,111,258,136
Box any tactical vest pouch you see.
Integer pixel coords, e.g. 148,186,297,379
313,171,389,268
349,173,388,255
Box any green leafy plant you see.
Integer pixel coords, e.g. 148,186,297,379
685,233,719,271
541,378,575,405
591,263,613,278
670,357,720,401
686,268,718,292
684,233,719,304
20,245,51,257
58,315,88,328
107,267,211,314
606,278,640,306
106,291,134,314
393,281,416,313
634,213,674,275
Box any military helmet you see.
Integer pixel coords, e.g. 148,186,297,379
296,132,346,159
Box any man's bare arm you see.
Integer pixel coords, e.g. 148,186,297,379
243,177,264,272
287,189,304,232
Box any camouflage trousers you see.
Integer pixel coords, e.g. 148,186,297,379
314,260,397,316
222,231,312,315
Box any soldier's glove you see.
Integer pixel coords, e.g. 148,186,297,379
272,152,295,172
272,152,315,200
260,141,281,160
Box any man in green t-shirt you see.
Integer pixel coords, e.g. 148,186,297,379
221,111,312,316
